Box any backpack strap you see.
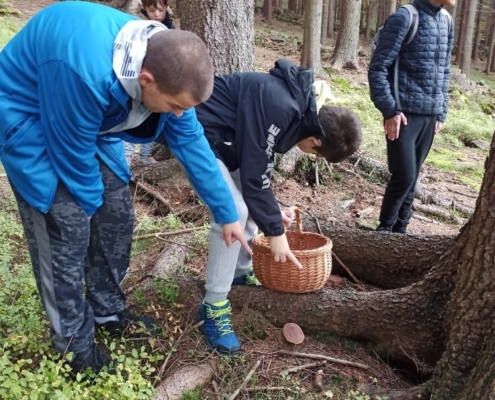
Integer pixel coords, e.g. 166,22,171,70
440,8,453,34
393,4,418,112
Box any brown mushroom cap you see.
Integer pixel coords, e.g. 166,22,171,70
283,323,305,344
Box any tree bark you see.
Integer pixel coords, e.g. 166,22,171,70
460,0,478,75
485,0,495,73
456,0,467,64
389,0,396,15
263,0,273,24
180,0,254,74
321,0,329,43
330,0,362,70
365,0,373,41
472,0,483,61
300,0,325,76
288,0,297,13
327,0,335,39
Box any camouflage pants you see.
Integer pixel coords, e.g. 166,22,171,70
13,159,134,355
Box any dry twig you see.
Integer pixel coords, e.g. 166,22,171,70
332,251,364,287
278,350,369,370
228,358,263,400
155,320,204,383
244,386,298,393
133,180,174,211
125,273,154,294
314,369,324,392
133,227,203,241
281,360,327,374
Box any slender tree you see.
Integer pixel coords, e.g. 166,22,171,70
321,0,330,42
263,0,273,24
180,0,254,74
365,0,374,41
460,0,479,75
327,0,335,38
472,0,484,61
389,0,396,15
331,0,362,69
486,0,495,73
301,0,326,76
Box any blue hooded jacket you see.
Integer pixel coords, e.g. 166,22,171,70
0,1,238,223
368,0,454,122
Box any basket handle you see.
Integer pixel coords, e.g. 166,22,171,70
294,207,303,233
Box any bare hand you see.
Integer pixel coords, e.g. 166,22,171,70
221,221,253,256
269,234,302,269
280,207,295,229
384,113,407,141
435,121,443,134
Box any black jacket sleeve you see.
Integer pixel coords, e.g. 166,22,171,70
236,89,297,237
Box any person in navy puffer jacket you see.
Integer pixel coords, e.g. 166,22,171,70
368,0,454,234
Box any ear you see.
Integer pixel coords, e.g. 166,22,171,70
310,137,322,148
138,69,155,88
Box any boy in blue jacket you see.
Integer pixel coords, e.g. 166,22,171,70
194,59,362,355
0,1,249,375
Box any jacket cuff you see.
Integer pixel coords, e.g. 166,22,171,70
263,227,286,237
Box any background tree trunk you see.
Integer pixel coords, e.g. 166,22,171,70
472,0,483,61
330,0,362,69
460,0,478,75
485,0,495,73
327,0,335,38
300,0,326,76
288,0,298,12
456,0,467,64
263,0,273,24
365,0,373,41
321,0,329,42
180,0,254,74
389,0,396,15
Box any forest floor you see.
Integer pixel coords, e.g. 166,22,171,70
1,1,495,399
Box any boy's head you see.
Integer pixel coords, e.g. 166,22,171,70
139,30,214,116
141,0,168,22
297,106,362,163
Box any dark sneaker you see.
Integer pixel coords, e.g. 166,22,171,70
196,300,241,355
68,344,116,376
96,309,162,337
392,222,408,234
376,224,392,232
138,156,158,166
232,268,261,286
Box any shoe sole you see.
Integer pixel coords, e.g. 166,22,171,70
204,336,241,356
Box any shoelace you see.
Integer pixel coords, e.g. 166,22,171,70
245,271,260,286
206,305,234,336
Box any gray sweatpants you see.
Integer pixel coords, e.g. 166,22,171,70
204,160,258,304
13,158,134,355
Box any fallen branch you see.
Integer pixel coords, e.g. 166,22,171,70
155,320,204,383
244,386,298,393
278,350,369,370
332,251,364,287
125,273,154,294
133,180,174,212
155,237,196,250
281,360,327,374
413,203,465,224
228,358,263,400
133,227,203,241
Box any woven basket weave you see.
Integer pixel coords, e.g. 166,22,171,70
252,208,332,293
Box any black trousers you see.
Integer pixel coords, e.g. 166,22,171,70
379,113,437,230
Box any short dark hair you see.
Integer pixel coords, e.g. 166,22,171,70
143,30,214,103
141,0,168,8
316,106,362,163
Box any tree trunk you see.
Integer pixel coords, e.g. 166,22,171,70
288,0,297,12
327,0,335,38
389,0,396,15
180,0,254,74
300,0,325,77
330,0,362,70
455,0,469,66
460,0,478,75
485,0,495,73
365,0,373,41
472,0,483,61
321,0,329,42
263,0,273,24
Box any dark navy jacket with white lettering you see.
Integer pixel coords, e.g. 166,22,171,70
195,59,322,237
368,0,454,122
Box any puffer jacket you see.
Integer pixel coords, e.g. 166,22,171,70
0,1,238,224
368,0,454,122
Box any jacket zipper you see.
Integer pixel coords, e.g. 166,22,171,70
433,15,440,114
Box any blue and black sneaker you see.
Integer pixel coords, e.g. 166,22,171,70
197,300,241,355
231,267,261,286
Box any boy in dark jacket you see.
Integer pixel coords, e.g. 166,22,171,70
194,59,362,355
368,0,454,233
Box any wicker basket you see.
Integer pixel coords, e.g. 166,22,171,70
252,208,332,293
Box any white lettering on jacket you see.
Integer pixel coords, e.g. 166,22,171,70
261,124,280,189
